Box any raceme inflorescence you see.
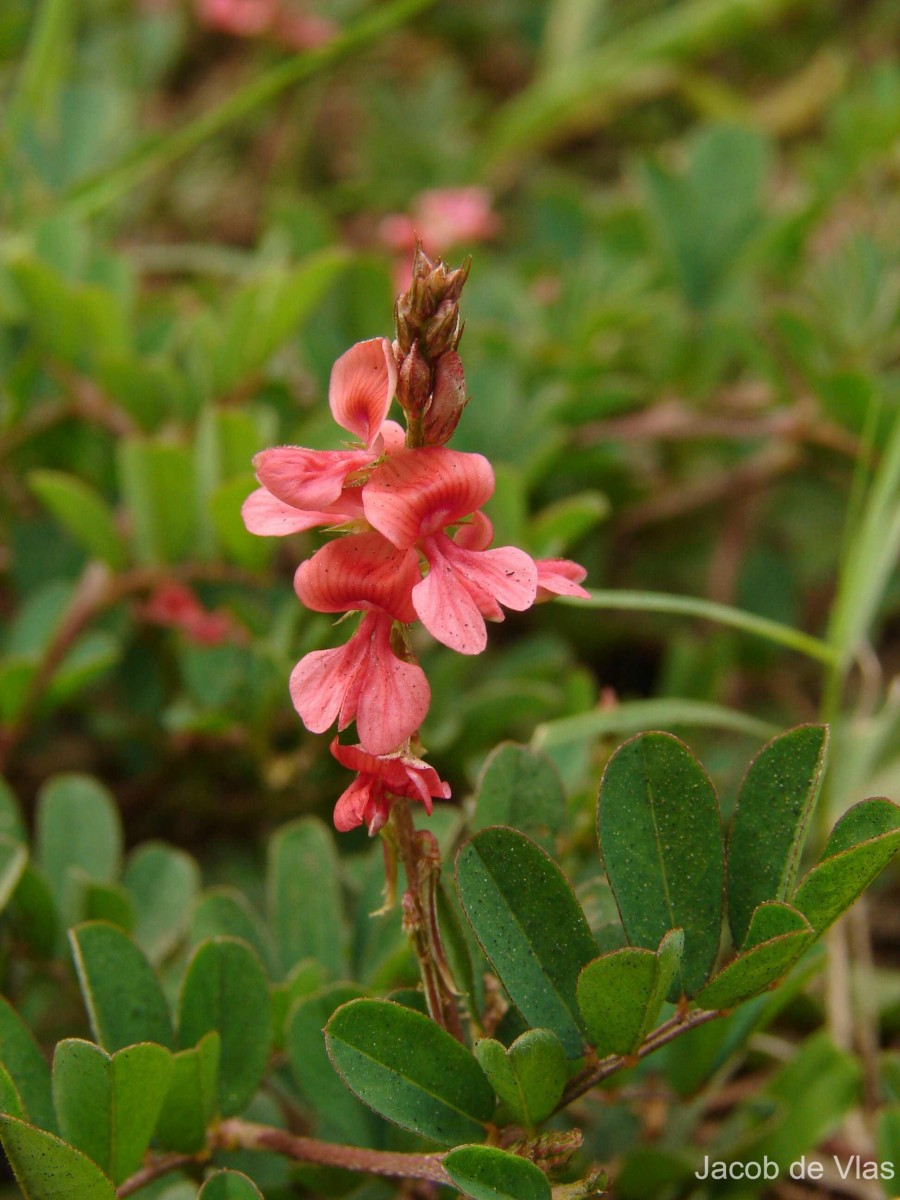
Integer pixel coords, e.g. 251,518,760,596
243,249,588,835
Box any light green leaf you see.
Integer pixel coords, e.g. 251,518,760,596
178,938,272,1117
0,837,28,915
474,1029,567,1128
727,725,829,946
52,1039,173,1184
793,797,900,934
325,998,494,1146
117,439,197,565
456,828,597,1056
598,733,724,997
0,1115,118,1200
471,743,566,850
36,775,123,928
0,999,56,1133
694,903,813,1010
123,842,200,964
69,923,174,1052
190,888,276,976
267,818,346,980
529,491,608,558
28,471,127,569
576,929,684,1056
154,1031,220,1154
0,1065,25,1119
443,1145,551,1200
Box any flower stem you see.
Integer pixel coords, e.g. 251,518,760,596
389,799,465,1042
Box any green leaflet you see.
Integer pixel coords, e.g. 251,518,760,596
52,1039,173,1184
0,837,28,915
793,797,900,934
598,733,724,997
0,1116,118,1200
198,1170,264,1200
325,998,494,1146
471,743,566,850
0,999,56,1133
154,1032,220,1154
474,1029,567,1128
28,470,127,570
36,776,123,928
444,1146,551,1200
267,818,347,980
694,902,813,1010
178,937,272,1117
576,929,684,1056
69,923,174,1052
123,842,200,965
456,827,597,1056
727,725,829,945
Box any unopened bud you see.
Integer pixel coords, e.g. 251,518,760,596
423,351,467,445
397,343,433,419
423,298,461,358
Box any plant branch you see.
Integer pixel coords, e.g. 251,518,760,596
116,1153,199,1197
214,1118,452,1184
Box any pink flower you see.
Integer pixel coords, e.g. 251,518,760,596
363,448,537,653
330,738,451,835
274,9,337,50
379,189,499,291
291,613,430,755
535,559,591,602
142,582,234,646
294,531,419,623
196,0,276,36
245,339,401,528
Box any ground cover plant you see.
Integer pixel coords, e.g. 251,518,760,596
0,1,899,1198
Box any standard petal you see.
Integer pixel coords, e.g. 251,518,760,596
329,338,398,448
453,510,493,551
354,618,431,754
254,446,372,511
535,558,590,601
289,636,366,735
294,532,419,622
242,487,338,536
363,448,494,549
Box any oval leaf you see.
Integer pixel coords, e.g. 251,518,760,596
325,998,494,1146
178,937,272,1116
199,1170,264,1200
793,797,900,935
444,1145,551,1200
267,818,346,980
154,1031,220,1154
123,842,200,964
472,743,566,849
474,1029,567,1128
456,827,597,1056
0,1115,118,1200
728,725,829,945
0,999,56,1133
694,902,813,1010
70,923,174,1052
36,776,123,928
598,733,724,997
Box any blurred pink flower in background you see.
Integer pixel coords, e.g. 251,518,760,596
379,188,500,291
195,0,336,48
142,582,235,647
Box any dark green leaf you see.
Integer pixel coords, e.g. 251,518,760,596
191,888,275,975
9,866,59,958
456,827,597,1056
79,879,134,932
154,1032,220,1154
694,903,813,1010
198,1170,264,1200
598,733,724,996
471,743,566,850
0,999,56,1133
576,929,683,1056
36,775,123,927
123,842,200,964
69,923,174,1052
325,998,494,1146
793,797,900,934
443,1145,551,1200
0,1065,24,1119
28,471,127,569
728,725,829,945
52,1039,173,1184
474,1029,567,1128
0,836,28,915
178,938,272,1116
267,818,346,980
0,1116,118,1200
0,779,27,844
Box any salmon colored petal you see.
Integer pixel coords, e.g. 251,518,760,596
375,419,407,454
329,338,397,448
363,448,494,549
241,487,339,536
289,634,367,736
354,617,430,754
294,532,419,622
453,510,493,551
333,775,386,834
535,558,590,601
413,548,488,654
254,446,372,511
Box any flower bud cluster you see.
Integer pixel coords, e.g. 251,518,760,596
243,260,588,835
